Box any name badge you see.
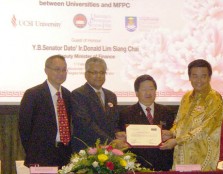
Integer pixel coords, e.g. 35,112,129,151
30,166,58,174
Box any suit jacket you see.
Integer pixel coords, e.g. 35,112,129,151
118,102,174,171
19,81,72,167
71,83,119,152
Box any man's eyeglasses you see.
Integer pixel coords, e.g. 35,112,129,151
47,66,67,73
87,71,106,75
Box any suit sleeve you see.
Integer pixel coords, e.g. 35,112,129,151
118,109,128,131
71,91,115,145
19,89,35,153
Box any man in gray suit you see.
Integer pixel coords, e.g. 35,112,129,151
71,57,119,152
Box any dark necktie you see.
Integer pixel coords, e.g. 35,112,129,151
56,92,70,145
146,107,153,124
96,91,105,110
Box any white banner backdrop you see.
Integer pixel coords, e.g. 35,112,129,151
0,0,223,104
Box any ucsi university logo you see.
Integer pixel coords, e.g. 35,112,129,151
11,15,17,27
11,14,61,28
11,15,34,27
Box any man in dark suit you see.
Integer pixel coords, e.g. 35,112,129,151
118,74,175,171
19,55,72,168
71,57,119,152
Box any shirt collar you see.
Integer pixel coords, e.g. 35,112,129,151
189,85,211,100
139,102,154,112
88,83,103,93
47,80,61,96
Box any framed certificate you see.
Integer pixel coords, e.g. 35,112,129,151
126,124,162,148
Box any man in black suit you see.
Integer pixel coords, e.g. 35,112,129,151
71,57,119,152
118,74,174,171
19,55,72,168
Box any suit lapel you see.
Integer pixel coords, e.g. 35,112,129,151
133,103,148,124
85,83,105,112
154,103,162,124
103,89,110,113
42,82,57,128
103,89,115,114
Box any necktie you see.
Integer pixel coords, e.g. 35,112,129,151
146,107,153,124
56,92,70,145
96,91,105,110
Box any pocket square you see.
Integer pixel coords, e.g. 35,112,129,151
107,102,114,107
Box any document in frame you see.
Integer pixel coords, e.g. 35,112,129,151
126,124,162,148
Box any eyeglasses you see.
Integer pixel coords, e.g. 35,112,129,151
47,66,67,73
87,71,106,75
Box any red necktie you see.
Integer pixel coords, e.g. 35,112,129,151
56,92,70,145
146,107,153,124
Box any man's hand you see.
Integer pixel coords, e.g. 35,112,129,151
115,131,126,141
160,138,177,150
110,139,130,149
162,130,173,142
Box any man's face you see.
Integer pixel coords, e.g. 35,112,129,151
189,67,211,93
45,58,67,90
85,62,106,90
136,80,156,106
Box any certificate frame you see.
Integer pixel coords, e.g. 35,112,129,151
126,124,162,148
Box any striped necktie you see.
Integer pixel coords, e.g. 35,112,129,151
146,107,153,124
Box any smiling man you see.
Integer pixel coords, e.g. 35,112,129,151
71,57,119,152
160,59,223,171
118,74,175,171
19,55,72,168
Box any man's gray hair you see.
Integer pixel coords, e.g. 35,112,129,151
85,57,107,71
45,55,66,68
